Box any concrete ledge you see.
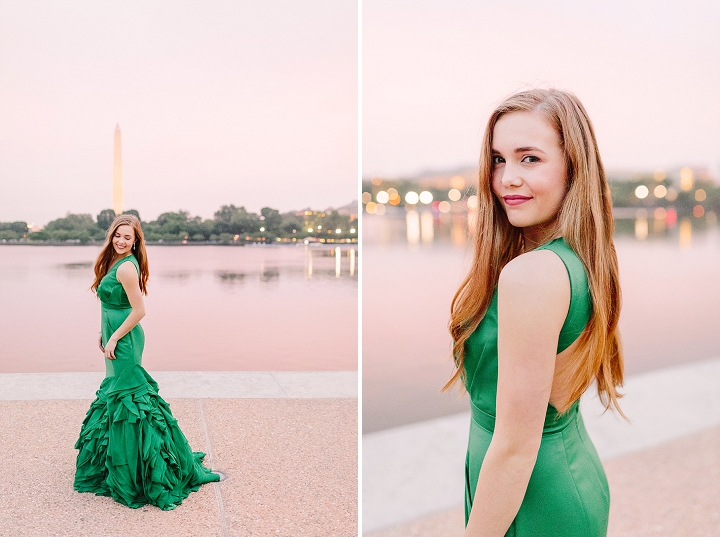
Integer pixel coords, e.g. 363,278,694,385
0,370,358,400
362,356,720,534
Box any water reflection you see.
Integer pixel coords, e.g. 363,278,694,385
406,210,420,245
215,271,247,287
421,211,434,244
60,262,92,270
0,245,358,373
680,219,692,249
365,207,719,250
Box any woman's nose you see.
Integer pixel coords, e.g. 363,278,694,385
501,163,523,187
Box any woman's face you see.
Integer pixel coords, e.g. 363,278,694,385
112,224,135,256
490,111,567,235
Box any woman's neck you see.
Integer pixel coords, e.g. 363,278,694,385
521,220,560,253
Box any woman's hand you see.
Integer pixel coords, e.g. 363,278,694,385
104,337,118,360
98,333,104,353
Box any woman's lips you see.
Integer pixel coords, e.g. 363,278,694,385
503,195,532,206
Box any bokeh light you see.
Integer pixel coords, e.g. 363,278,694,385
375,203,387,216
665,188,678,201
362,192,372,204
438,201,451,213
365,202,377,214
695,189,706,202
653,185,667,198
634,185,649,199
693,205,705,218
448,188,461,201
450,175,466,190
467,195,478,209
376,191,389,204
419,191,433,204
680,167,694,191
405,191,419,204
653,169,666,181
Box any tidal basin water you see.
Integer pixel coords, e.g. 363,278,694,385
0,244,358,373
363,210,720,433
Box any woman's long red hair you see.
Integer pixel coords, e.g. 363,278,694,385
444,88,624,416
91,214,149,295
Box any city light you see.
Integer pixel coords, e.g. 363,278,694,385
680,167,694,191
634,185,649,199
450,175,466,189
695,189,706,202
317,225,322,229
467,195,479,209
419,191,433,204
653,185,667,198
376,191,389,204
350,228,356,233
308,227,314,232
405,191,419,204
365,202,377,214
438,201,451,213
448,188,461,201
387,187,401,205
259,227,265,232
335,228,341,233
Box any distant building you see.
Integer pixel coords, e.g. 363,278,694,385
330,201,359,219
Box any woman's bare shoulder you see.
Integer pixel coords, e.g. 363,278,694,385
116,259,139,282
499,249,570,309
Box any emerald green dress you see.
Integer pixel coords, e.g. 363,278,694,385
464,238,609,536
74,254,219,510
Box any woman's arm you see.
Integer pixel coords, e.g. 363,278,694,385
104,262,146,360
465,250,570,537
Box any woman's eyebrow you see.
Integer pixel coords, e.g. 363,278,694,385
514,146,545,154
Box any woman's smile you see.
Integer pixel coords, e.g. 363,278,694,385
502,195,532,206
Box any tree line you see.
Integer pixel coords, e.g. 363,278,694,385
0,205,358,244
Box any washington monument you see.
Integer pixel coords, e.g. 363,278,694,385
113,124,123,215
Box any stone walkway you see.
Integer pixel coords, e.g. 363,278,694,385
0,371,358,537
367,425,720,537
363,357,720,536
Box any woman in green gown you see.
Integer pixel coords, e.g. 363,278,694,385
445,89,625,537
74,214,219,510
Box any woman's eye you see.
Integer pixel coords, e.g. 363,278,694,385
492,156,504,165
522,155,540,163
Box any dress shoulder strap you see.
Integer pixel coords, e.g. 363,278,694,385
535,238,592,353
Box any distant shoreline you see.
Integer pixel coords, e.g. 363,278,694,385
0,240,357,247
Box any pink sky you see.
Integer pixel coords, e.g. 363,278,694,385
0,1,357,226
363,0,720,180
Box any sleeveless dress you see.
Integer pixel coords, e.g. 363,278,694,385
73,254,219,510
463,237,609,536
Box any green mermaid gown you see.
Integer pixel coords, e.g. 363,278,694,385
464,238,609,536
74,254,219,510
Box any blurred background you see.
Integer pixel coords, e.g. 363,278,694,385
363,0,720,433
362,1,720,535
0,0,358,374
